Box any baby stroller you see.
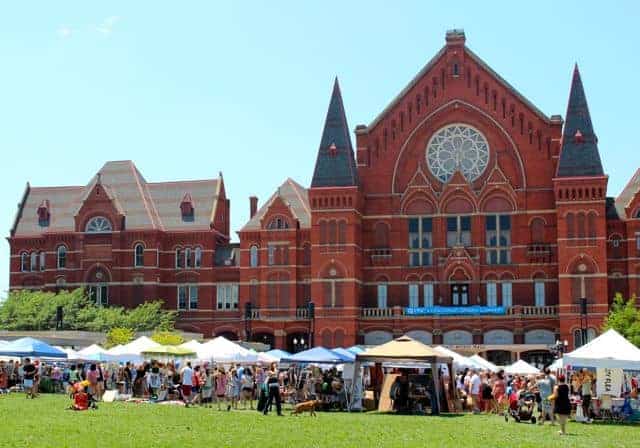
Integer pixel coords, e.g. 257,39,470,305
505,391,537,424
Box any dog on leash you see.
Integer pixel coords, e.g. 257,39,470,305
291,399,321,416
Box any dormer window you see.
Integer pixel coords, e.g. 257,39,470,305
180,193,194,222
267,216,289,230
37,200,50,227
85,216,112,233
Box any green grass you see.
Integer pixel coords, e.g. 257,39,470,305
0,394,632,447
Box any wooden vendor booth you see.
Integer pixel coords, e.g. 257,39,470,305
353,335,453,415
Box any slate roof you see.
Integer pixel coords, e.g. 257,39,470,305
241,178,310,231
11,160,221,236
310,79,359,188
614,168,640,219
556,65,605,178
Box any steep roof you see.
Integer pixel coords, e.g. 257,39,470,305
11,160,222,236
614,168,640,219
556,65,605,178
310,79,359,188
241,178,310,231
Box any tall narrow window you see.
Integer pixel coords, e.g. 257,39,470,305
534,281,545,307
267,244,275,265
423,283,434,307
217,284,239,310
175,249,184,269
501,282,513,308
194,247,202,268
408,217,432,266
39,251,45,271
20,252,28,272
408,283,419,308
89,285,109,307
185,248,193,268
177,285,188,310
189,285,199,309
134,244,144,267
486,282,497,307
30,252,37,272
377,284,388,309
56,246,67,269
249,245,259,267
486,215,511,264
447,216,471,247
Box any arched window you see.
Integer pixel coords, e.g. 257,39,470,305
267,216,289,230
319,221,327,245
30,252,38,272
39,251,45,271
577,212,586,238
134,244,144,267
587,212,597,239
20,252,28,272
175,248,184,269
185,248,193,268
85,216,113,233
249,245,259,267
194,247,202,268
328,220,337,245
530,218,545,243
56,246,67,269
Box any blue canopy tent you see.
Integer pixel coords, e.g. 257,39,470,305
280,347,353,364
332,347,356,361
346,346,365,354
264,349,291,361
0,337,67,359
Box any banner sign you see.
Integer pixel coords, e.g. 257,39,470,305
596,367,623,396
404,306,506,316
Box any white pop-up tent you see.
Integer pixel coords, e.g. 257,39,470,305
505,359,540,375
469,354,499,371
197,336,258,363
435,346,485,370
77,344,107,357
179,340,204,353
563,329,640,370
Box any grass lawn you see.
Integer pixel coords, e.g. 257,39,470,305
0,394,632,447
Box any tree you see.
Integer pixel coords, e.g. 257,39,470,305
151,331,185,346
603,293,640,347
0,289,177,332
105,327,135,348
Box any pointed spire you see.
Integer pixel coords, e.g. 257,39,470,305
311,78,359,188
556,64,604,177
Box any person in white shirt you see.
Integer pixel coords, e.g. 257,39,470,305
469,370,481,413
181,362,194,407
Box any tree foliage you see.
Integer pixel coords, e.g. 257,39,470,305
603,293,640,347
151,331,185,346
106,327,135,348
0,289,177,333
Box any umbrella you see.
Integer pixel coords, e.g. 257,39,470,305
0,337,67,359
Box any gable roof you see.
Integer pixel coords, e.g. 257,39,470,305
556,65,605,178
241,178,310,231
11,160,222,236
310,78,359,188
367,31,551,130
614,168,640,219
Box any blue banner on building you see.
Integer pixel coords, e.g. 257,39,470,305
404,306,506,316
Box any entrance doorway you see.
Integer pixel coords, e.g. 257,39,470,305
451,284,469,306
287,332,309,353
251,333,275,350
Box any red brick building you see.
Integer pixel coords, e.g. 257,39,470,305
9,30,640,363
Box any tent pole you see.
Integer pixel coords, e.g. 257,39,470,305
431,362,440,416
448,361,456,413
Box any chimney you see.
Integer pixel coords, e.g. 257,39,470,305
249,196,258,218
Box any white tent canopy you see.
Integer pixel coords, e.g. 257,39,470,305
435,346,484,370
197,336,258,363
469,354,499,371
563,329,640,370
505,359,540,375
179,340,204,353
77,344,107,357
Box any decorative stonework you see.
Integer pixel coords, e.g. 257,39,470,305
427,124,490,183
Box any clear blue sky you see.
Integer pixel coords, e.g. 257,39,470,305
1,1,639,297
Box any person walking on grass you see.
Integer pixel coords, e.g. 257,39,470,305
22,358,37,399
263,363,282,416
536,368,556,426
552,374,571,436
181,362,194,407
215,367,228,411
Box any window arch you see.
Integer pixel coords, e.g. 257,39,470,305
85,216,112,233
267,216,289,230
20,252,28,272
249,245,259,267
530,217,545,243
134,244,144,267
56,246,67,269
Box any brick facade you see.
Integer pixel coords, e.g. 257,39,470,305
8,30,640,361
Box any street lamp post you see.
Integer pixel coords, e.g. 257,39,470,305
579,297,589,346
307,300,315,348
244,301,253,342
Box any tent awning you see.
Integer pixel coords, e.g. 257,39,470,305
0,337,67,359
356,336,452,364
281,347,353,364
563,329,640,370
